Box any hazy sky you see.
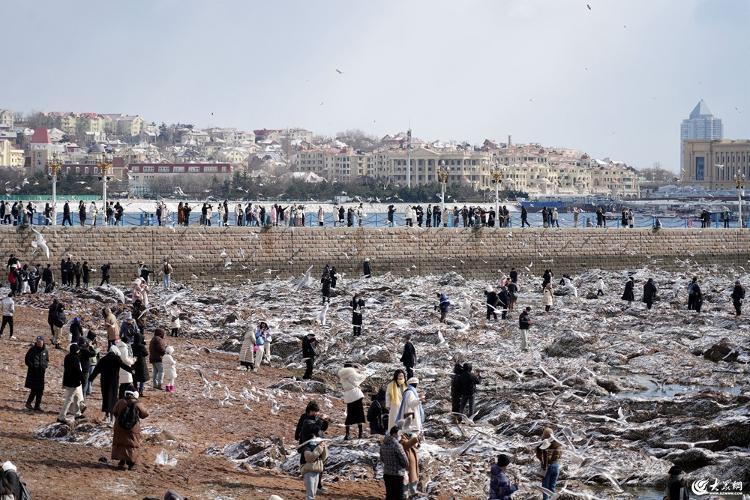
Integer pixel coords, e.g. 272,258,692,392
4,0,749,171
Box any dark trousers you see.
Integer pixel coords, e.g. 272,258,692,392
0,316,12,337
100,277,110,286
303,357,314,379
439,310,446,322
26,388,43,409
404,365,414,379
384,474,405,500
645,301,653,310
734,300,741,316
62,215,72,226
486,306,497,320
522,218,530,227
459,393,475,418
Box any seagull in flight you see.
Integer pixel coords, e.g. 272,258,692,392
336,69,343,74
663,439,719,449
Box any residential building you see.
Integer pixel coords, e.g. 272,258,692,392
0,140,24,168
29,128,52,173
60,113,78,135
0,109,15,129
127,162,232,196
680,100,723,176
681,139,750,189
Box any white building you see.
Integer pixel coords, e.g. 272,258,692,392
680,100,723,176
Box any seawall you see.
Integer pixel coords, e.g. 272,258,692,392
1,226,747,283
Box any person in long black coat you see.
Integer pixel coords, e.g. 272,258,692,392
130,330,150,396
621,277,635,306
484,287,499,321
400,337,416,379
89,345,133,423
450,362,463,421
687,277,703,313
350,293,365,336
24,336,49,411
320,266,331,305
642,278,657,310
731,280,746,316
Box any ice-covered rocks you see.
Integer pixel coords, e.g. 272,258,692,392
544,331,595,358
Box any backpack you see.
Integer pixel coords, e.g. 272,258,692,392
118,402,139,430
0,468,30,500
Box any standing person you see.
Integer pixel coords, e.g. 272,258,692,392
385,369,407,431
489,454,518,500
329,266,338,289
665,466,690,500
350,293,365,336
317,205,324,227
621,277,635,308
162,259,173,289
363,258,372,278
485,286,499,321
42,263,54,292
338,362,367,440
542,269,552,289
79,333,99,397
542,283,554,313
162,346,177,393
294,401,330,495
60,258,69,287
132,278,150,308
380,426,409,500
400,336,416,379
436,292,450,322
82,261,90,288
73,262,82,288
596,276,605,296
687,277,703,313
0,292,15,340
62,201,72,226
302,333,318,380
24,336,49,411
573,207,580,228
100,263,111,286
69,316,84,345
58,343,86,423
731,280,746,316
387,205,396,227
497,285,510,320
114,337,136,399
320,266,332,305
536,428,563,500
130,327,150,397
400,431,421,498
252,324,265,372
366,389,388,436
450,362,463,422
258,321,272,366
519,306,532,352
642,278,657,310
506,279,518,313
111,391,148,470
552,207,560,228
521,206,530,228
48,298,66,348
299,438,328,500
103,307,119,348
239,324,257,371
509,267,518,284
148,329,167,390
89,345,132,424
396,377,423,434
457,363,481,420
78,201,86,226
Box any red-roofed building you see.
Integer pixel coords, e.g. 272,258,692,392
29,128,52,173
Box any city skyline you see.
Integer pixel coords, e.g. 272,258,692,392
4,0,749,172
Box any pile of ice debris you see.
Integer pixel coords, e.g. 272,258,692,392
23,262,750,498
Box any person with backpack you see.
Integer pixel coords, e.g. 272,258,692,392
436,292,451,322
0,461,29,500
161,259,173,289
47,298,66,349
111,391,148,470
24,336,49,412
366,389,388,436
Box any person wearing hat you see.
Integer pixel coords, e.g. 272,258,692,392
731,280,746,316
380,425,409,500
337,362,367,440
90,345,133,425
665,465,689,500
484,286,499,321
111,390,149,470
396,377,423,434
58,343,87,423
535,428,563,500
119,313,137,345
0,461,24,499
24,336,49,411
621,276,635,307
489,454,517,500
299,437,328,499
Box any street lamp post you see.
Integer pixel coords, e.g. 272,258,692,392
47,155,62,225
736,172,745,228
491,169,503,225
98,154,112,221
438,160,449,220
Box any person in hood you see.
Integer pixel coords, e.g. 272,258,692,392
621,277,635,307
489,454,518,500
396,377,423,434
642,278,657,310
120,313,138,345
90,345,133,424
458,363,481,420
111,390,148,470
24,336,49,411
380,426,409,500
69,316,84,345
731,280,746,316
58,343,87,423
366,388,388,436
0,461,24,499
338,363,367,440
400,336,416,379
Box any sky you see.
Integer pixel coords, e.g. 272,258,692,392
4,0,749,171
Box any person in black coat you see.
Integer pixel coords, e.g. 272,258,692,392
89,345,133,424
621,277,635,307
302,334,318,380
484,287,499,321
731,280,746,316
70,317,84,345
400,337,416,379
457,363,481,420
330,266,338,289
130,330,150,396
320,266,331,305
294,400,330,490
24,336,49,411
497,286,510,320
350,293,365,336
542,269,552,289
687,277,703,313
42,264,54,293
47,299,66,349
82,261,90,288
450,362,463,421
509,268,518,284
642,278,657,310
366,388,387,435
100,263,111,286
363,258,372,278
77,336,97,397
59,343,86,422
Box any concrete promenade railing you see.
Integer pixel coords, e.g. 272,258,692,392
1,226,748,283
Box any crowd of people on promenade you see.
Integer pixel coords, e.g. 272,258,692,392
1,248,745,500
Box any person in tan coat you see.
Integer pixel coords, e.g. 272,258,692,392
300,438,328,499
111,391,148,470
400,432,422,497
103,307,119,348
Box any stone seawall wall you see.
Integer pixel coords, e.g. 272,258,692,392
1,226,747,283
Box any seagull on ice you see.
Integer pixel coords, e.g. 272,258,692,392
663,439,718,449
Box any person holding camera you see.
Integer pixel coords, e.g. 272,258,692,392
295,401,330,495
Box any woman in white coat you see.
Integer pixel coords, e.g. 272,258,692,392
162,346,177,392
239,326,256,370
114,338,135,399
385,369,407,431
543,283,554,312
337,363,367,440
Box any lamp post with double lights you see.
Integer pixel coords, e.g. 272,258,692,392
438,160,449,219
736,171,745,228
491,168,503,225
47,154,62,225
98,153,113,219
